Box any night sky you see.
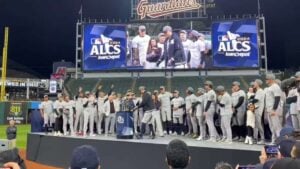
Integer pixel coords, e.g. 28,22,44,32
0,0,299,77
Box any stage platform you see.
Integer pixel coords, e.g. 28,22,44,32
27,133,262,169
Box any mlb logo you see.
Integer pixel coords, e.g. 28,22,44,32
218,35,229,41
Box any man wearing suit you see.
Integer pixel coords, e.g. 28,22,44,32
157,26,185,69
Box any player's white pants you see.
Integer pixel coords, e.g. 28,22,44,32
254,114,265,141
232,109,245,126
220,114,232,141
63,112,74,135
291,113,300,129
134,109,143,133
105,114,116,134
43,112,54,127
161,106,172,122
196,114,206,138
74,107,84,132
152,110,164,136
97,111,105,134
206,109,219,139
267,111,282,143
187,110,198,134
83,107,96,135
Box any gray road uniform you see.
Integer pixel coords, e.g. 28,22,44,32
195,94,206,139
287,88,300,129
158,92,173,122
185,94,198,134
231,90,246,126
204,89,219,139
41,100,54,127
265,83,283,142
62,100,75,135
253,88,266,141
97,96,107,134
218,92,233,142
74,97,84,133
83,95,97,136
171,96,185,124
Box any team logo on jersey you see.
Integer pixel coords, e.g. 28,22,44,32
89,34,121,60
217,31,251,57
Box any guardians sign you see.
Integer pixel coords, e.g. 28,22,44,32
137,0,202,19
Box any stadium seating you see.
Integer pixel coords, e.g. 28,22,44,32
64,75,263,98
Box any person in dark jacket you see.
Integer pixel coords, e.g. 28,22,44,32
157,26,185,69
6,120,17,148
136,86,156,139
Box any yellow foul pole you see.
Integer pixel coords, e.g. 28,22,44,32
1,27,9,101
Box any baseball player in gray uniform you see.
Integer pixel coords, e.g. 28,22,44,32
231,81,246,142
265,73,283,144
53,94,64,136
83,92,97,137
158,86,173,135
62,95,75,136
252,79,266,144
171,90,185,136
204,81,219,142
40,95,54,131
286,72,300,129
195,88,206,141
74,92,84,135
185,87,198,138
216,85,233,143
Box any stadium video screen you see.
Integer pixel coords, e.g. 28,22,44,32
82,19,259,71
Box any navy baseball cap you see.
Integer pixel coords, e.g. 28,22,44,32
70,145,100,169
280,127,295,137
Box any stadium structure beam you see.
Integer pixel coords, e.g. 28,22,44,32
1,27,9,101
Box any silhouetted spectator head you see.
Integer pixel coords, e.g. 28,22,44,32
271,158,300,169
166,139,190,169
70,145,100,169
215,162,233,169
278,139,296,158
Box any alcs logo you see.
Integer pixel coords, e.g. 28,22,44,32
217,31,251,57
90,34,121,60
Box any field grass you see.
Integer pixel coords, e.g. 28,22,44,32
0,124,31,149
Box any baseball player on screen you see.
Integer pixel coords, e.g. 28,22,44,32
132,25,151,68
179,30,192,68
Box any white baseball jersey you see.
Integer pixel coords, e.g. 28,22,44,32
171,97,185,117
195,95,205,116
189,40,203,68
231,90,246,111
97,96,107,113
75,97,84,110
254,88,266,116
265,83,282,112
204,90,217,112
157,43,164,56
219,92,233,116
288,88,298,115
182,39,192,58
185,94,197,111
41,100,53,114
297,92,300,111
158,92,172,108
62,100,75,114
132,35,151,64
84,95,97,108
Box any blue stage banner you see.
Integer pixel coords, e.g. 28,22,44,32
212,19,260,68
83,24,127,71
